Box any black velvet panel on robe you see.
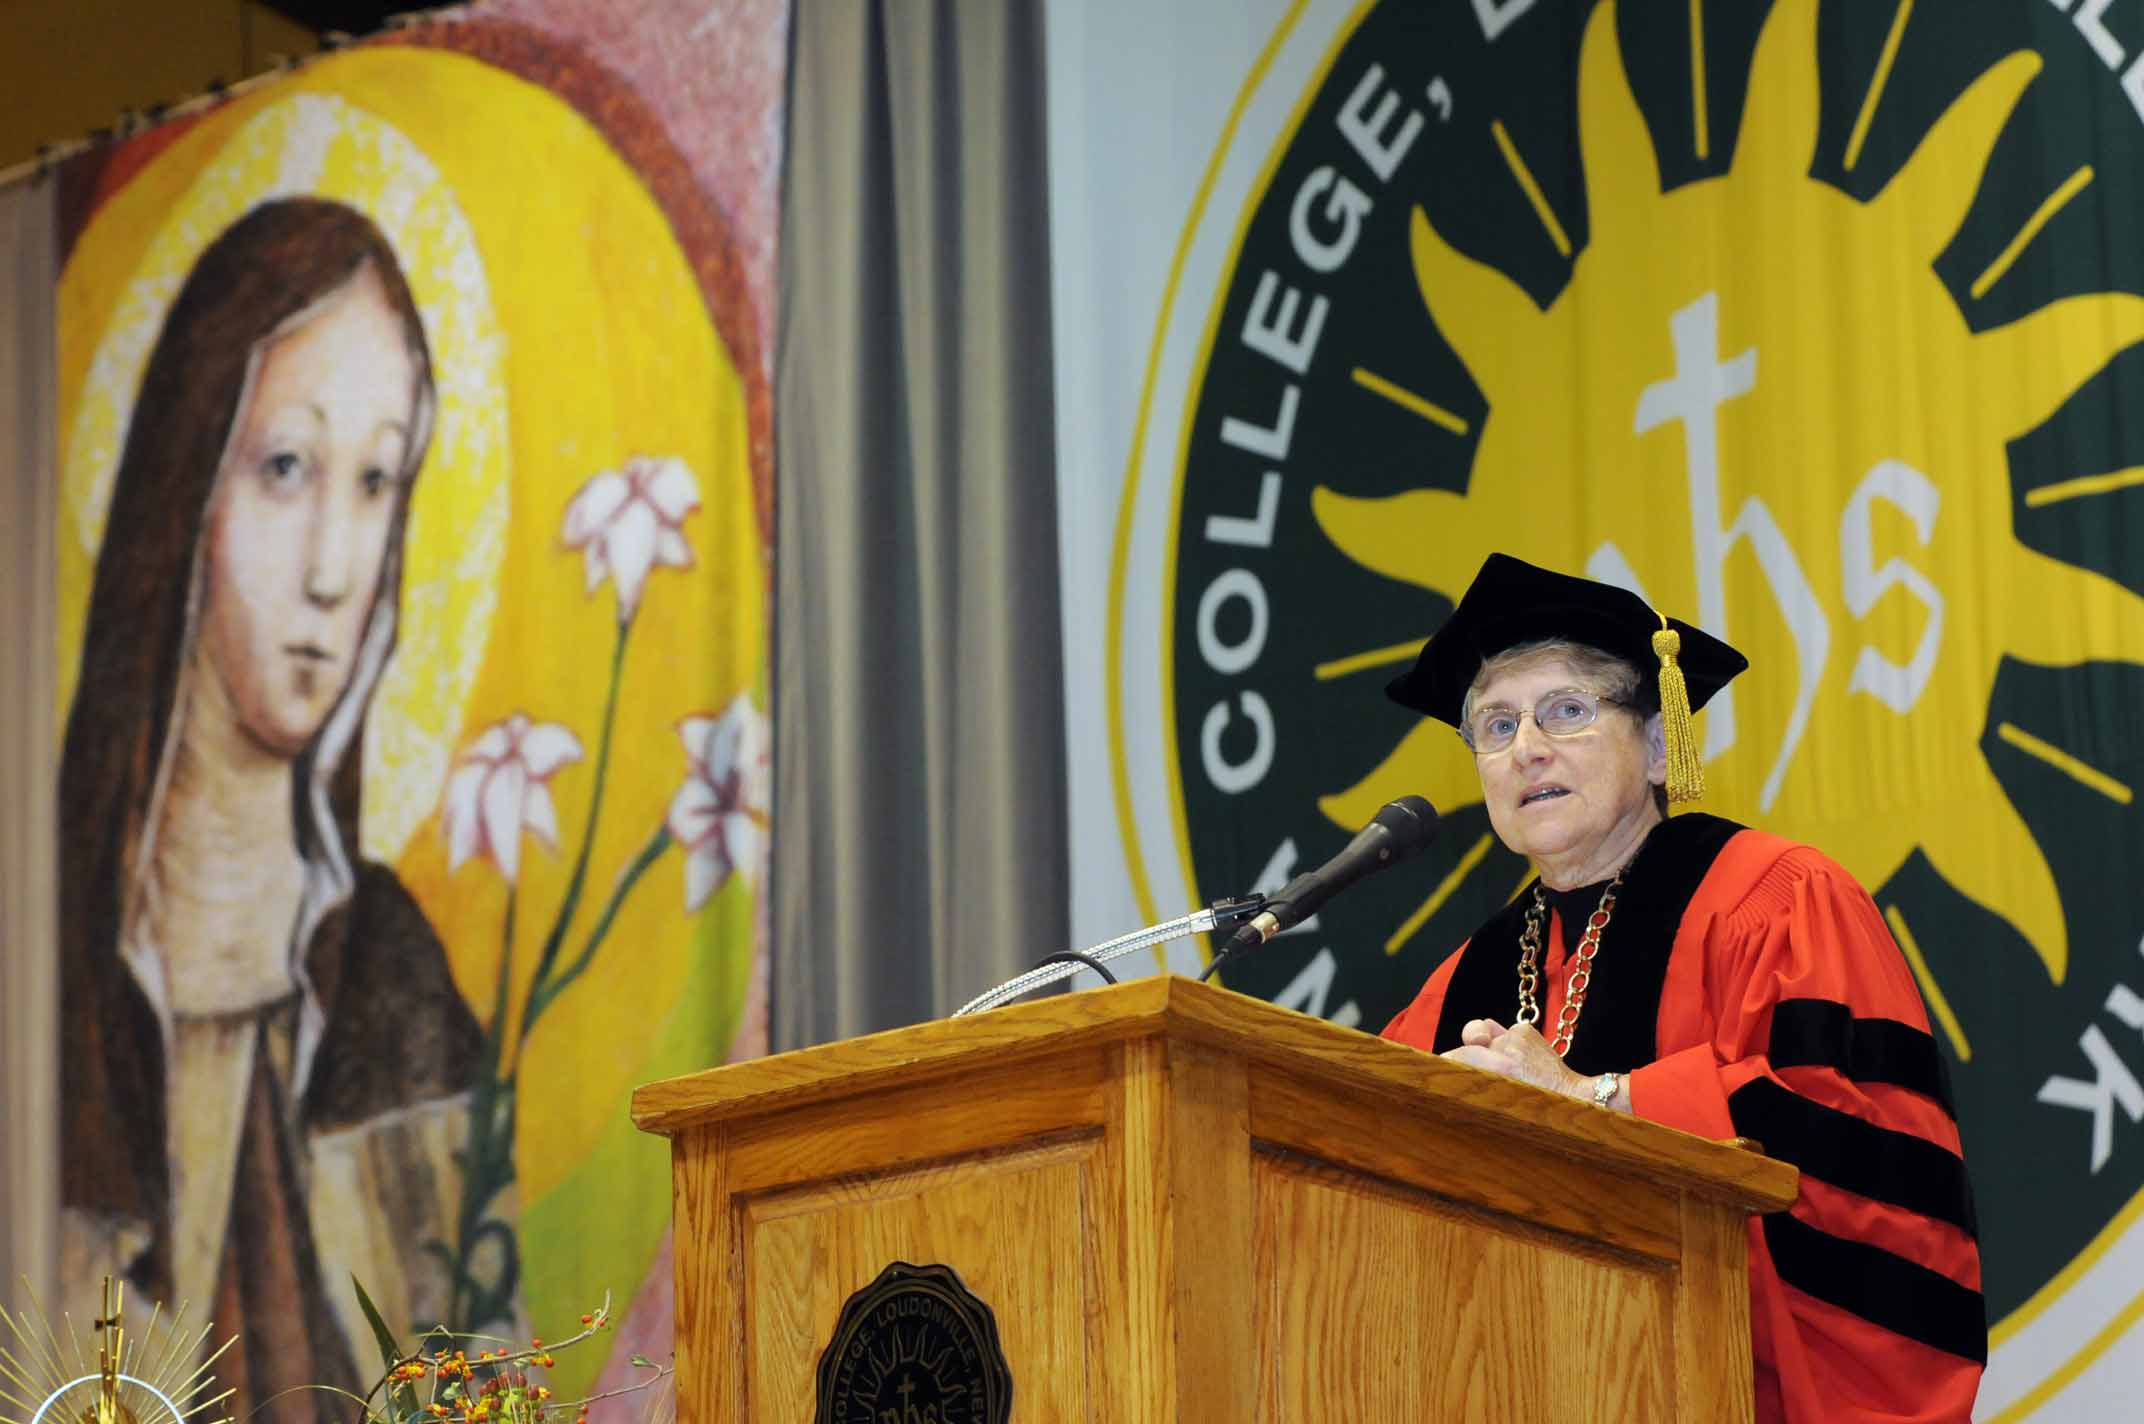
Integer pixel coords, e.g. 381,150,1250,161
1430,813,1745,1076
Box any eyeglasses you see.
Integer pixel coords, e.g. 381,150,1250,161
1460,688,1634,754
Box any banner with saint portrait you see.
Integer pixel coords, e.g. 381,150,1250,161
1049,0,2144,1416
48,4,781,1418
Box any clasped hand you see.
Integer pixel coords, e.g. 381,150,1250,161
1440,1018,1591,1100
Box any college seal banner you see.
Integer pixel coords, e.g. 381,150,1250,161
1053,0,2144,1415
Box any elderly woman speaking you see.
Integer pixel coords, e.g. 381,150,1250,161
1380,554,1983,1424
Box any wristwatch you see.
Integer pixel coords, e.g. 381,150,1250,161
1591,1071,1621,1108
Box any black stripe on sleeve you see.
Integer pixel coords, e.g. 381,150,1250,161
1728,1078,1977,1237
1767,998,1957,1115
1762,1212,1987,1363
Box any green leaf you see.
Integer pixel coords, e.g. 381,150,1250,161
352,1277,404,1375
629,1355,652,1370
352,1278,422,1422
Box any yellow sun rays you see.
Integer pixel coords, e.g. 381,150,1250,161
1491,120,1572,258
1846,0,1914,173
1348,367,1468,435
1997,723,2134,806
1996,548,2144,677
1309,0,2144,986
1731,0,1820,187
1313,638,1425,681
1874,51,2041,256
1314,485,1484,590
1911,754,2071,983
1315,715,1479,848
1966,292,2144,438
1688,0,1711,160
1579,0,1663,251
1971,166,2094,300
1404,207,1539,395
1388,832,1499,955
2024,466,2144,506
1886,903,1972,1060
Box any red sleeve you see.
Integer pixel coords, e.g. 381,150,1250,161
1628,837,1983,1424
1380,940,1467,1049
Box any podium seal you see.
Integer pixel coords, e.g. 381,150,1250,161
814,1261,1012,1424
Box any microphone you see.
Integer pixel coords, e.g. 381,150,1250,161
1209,796,1439,974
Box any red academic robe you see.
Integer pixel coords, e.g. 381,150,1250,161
1382,813,1983,1424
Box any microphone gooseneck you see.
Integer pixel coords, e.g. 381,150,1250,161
955,896,1266,1015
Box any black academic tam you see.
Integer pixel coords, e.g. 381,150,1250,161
1385,552,1748,727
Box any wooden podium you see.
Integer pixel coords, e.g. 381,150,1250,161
631,975,1796,1422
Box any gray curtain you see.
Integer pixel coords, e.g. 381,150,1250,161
774,0,1068,1047
0,172,60,1304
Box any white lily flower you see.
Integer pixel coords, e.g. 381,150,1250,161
443,713,585,884
560,455,702,623
667,695,770,911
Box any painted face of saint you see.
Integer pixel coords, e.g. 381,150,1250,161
198,263,419,758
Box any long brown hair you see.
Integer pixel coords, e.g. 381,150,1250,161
57,198,435,1287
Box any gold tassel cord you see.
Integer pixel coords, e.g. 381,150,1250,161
1652,623,1706,806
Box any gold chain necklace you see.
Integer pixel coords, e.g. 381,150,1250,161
1514,869,1623,1058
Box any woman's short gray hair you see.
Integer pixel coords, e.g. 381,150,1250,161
1460,638,1654,726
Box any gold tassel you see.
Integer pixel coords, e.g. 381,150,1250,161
1652,621,1704,807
